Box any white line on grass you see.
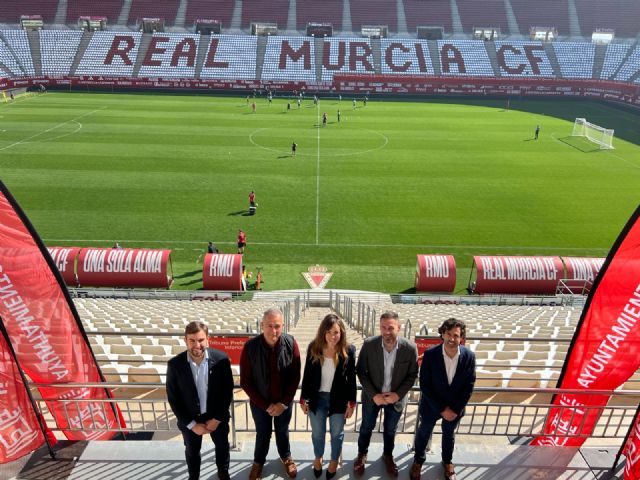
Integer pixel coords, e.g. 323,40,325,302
0,107,106,152
43,238,608,252
550,131,640,169
316,101,320,245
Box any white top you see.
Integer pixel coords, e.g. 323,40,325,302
382,339,399,393
442,345,460,386
186,349,209,430
320,356,337,392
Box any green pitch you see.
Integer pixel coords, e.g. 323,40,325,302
1,92,638,293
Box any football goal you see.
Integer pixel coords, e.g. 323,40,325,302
571,118,614,149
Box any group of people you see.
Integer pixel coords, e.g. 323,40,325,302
167,308,476,480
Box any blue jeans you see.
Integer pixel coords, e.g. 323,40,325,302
250,402,293,465
413,400,460,465
308,392,346,461
357,401,403,456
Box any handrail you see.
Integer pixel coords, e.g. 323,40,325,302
31,383,639,449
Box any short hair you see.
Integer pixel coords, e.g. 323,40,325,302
379,311,399,322
262,307,283,322
437,318,466,339
185,321,208,336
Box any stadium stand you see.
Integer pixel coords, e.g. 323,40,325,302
494,41,554,77
599,42,631,80
262,36,316,82
614,45,640,83
75,31,143,77
40,30,83,76
295,0,341,32
66,0,124,27
456,0,509,34
574,0,640,39
437,40,494,76
128,0,180,28
552,41,595,78
184,0,235,30
380,39,435,75
137,33,201,78
240,0,289,31
199,34,257,80
403,0,453,35
509,0,571,37
1,30,35,76
0,31,27,76
350,0,397,34
321,37,374,81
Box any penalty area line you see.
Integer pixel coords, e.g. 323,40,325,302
0,107,107,152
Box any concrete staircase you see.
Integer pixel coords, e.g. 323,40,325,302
288,307,366,364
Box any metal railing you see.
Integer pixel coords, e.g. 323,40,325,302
32,382,639,449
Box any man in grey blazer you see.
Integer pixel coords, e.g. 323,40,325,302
354,311,419,477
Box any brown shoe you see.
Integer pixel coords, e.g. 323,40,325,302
442,462,456,480
248,462,263,480
353,453,367,476
383,454,398,477
409,462,422,480
281,457,297,478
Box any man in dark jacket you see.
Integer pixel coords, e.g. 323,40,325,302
166,321,234,480
240,308,301,480
409,318,476,480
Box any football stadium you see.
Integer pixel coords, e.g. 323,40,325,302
0,1,639,479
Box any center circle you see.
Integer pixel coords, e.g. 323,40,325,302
249,127,388,157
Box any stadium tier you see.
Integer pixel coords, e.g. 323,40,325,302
2,31,639,85
0,0,639,38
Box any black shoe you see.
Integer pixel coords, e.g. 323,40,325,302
218,470,230,480
313,467,322,478
326,471,336,479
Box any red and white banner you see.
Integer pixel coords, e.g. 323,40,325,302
623,406,640,480
202,254,244,291
415,255,456,293
0,182,123,440
472,255,564,294
209,335,254,365
76,247,173,288
47,246,80,287
533,207,640,446
0,325,45,463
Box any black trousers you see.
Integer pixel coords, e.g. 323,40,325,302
180,419,230,480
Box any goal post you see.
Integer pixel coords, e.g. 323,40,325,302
572,118,614,149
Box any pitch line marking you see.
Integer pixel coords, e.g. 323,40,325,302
0,107,106,152
550,131,640,169
316,102,320,245
43,238,608,252
20,120,83,144
248,128,388,157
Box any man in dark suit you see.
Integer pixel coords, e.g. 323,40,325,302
409,318,476,480
354,311,419,477
167,321,234,480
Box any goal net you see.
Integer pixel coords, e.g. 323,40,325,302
571,118,614,149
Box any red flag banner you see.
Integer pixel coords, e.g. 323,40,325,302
0,182,123,440
532,207,640,446
623,407,640,480
0,323,45,463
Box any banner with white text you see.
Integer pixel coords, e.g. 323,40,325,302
472,255,564,294
415,255,456,293
622,405,640,480
532,207,640,446
0,322,45,463
76,247,172,288
47,246,80,286
202,254,243,290
0,182,123,440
